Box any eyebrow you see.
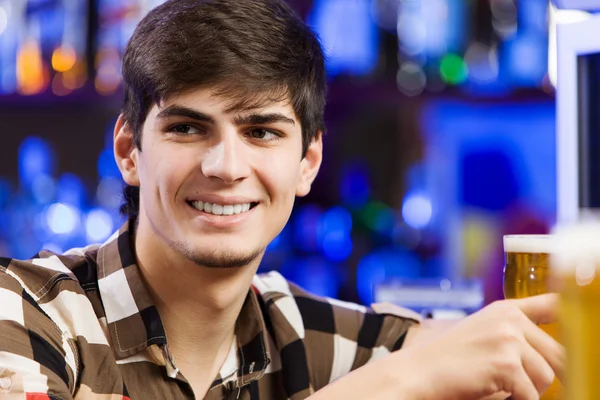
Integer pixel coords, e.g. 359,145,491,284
156,105,295,126
156,106,215,124
233,113,295,126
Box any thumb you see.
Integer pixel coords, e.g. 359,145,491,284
513,293,559,325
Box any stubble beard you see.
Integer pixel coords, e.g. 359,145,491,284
168,239,264,269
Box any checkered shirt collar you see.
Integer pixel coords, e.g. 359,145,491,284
96,220,270,383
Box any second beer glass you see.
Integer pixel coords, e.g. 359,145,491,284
503,234,561,400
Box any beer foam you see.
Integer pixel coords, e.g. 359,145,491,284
551,222,600,273
503,235,555,254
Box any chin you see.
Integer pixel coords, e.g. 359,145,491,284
171,240,264,269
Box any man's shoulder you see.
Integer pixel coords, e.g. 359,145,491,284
252,271,421,327
0,244,102,302
251,271,421,387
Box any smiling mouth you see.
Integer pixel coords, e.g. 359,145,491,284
187,200,258,216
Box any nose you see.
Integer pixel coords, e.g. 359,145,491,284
200,133,251,184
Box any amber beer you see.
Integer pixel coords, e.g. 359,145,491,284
503,235,561,400
552,223,600,400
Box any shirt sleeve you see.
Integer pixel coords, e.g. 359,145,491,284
285,279,421,391
0,267,75,400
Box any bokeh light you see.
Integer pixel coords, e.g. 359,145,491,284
397,62,427,96
440,53,468,85
51,45,77,72
86,208,114,243
31,174,56,205
309,0,378,77
0,6,7,36
16,39,47,95
56,174,86,208
98,148,121,179
281,256,342,298
340,164,370,207
46,203,79,235
356,248,421,304
18,137,55,190
402,193,433,229
321,231,353,262
97,177,124,210
293,204,324,252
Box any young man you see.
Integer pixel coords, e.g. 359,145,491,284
0,0,563,399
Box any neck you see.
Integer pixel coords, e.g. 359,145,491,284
133,222,262,370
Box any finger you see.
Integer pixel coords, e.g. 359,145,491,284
513,293,559,325
522,319,566,382
478,392,510,400
506,364,539,400
520,340,555,395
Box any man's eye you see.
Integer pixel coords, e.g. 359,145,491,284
249,128,279,141
169,124,202,135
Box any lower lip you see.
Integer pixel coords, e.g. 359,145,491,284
187,203,256,228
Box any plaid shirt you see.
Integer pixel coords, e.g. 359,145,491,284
0,221,419,399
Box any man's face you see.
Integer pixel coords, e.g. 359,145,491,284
116,88,321,268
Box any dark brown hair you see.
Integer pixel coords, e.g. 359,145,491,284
119,0,327,218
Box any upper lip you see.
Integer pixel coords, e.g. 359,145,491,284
187,195,258,205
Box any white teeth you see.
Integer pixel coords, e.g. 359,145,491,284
222,205,233,215
192,201,253,215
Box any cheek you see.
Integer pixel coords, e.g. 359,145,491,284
140,145,197,196
260,154,302,199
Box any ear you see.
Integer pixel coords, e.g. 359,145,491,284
296,132,323,197
113,114,140,187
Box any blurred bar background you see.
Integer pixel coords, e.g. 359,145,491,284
0,0,595,313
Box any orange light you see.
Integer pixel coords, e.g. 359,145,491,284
63,61,88,90
52,73,73,96
16,39,47,95
52,45,77,72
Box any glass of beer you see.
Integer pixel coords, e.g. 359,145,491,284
503,234,561,400
551,222,600,400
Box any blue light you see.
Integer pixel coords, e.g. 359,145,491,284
402,193,432,229
293,204,324,252
46,203,79,235
0,9,18,95
267,233,282,251
398,12,426,56
340,164,370,207
356,248,421,305
57,173,86,207
18,137,55,190
321,206,352,236
426,0,467,55
308,0,378,77
86,208,114,243
97,177,124,209
98,148,121,179
1,69,17,94
41,243,63,254
280,256,341,298
321,231,352,262
505,34,547,86
397,0,467,58
318,207,353,260
519,0,548,35
31,174,56,205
